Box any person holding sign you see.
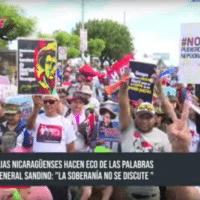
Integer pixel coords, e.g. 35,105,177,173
98,102,121,153
116,70,200,199
117,72,172,199
26,95,76,153
26,95,76,200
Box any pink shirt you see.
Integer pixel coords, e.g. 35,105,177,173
27,187,53,200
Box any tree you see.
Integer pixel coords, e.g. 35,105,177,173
0,39,8,50
88,38,105,63
0,1,36,43
53,30,81,58
37,30,81,59
72,19,134,67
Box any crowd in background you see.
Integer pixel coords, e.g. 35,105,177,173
0,61,200,200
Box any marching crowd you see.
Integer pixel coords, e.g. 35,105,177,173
0,62,200,200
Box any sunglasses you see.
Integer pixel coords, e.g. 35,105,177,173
139,104,154,111
43,100,57,105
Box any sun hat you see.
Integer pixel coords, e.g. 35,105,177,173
100,102,117,119
67,92,89,105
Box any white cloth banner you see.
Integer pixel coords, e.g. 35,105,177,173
179,23,200,84
80,29,88,52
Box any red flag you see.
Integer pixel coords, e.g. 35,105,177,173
107,53,134,76
79,64,105,81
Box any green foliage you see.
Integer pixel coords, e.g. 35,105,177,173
0,1,36,41
72,19,134,67
88,38,105,58
38,30,81,59
37,32,53,40
0,39,8,49
67,47,80,58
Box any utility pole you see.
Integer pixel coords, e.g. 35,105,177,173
82,0,84,29
124,11,126,25
81,0,85,63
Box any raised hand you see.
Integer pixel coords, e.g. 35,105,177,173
167,102,191,153
32,95,43,109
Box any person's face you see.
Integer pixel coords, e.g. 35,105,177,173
155,114,163,127
5,112,22,126
135,113,156,133
45,55,56,80
70,99,85,114
43,96,59,114
85,94,91,100
103,112,111,127
59,95,67,105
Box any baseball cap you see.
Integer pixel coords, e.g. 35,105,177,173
136,102,155,116
4,103,22,114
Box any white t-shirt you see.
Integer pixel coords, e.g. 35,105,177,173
32,113,76,153
66,112,90,152
121,120,172,153
188,119,200,152
121,120,171,199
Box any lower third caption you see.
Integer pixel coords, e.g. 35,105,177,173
0,159,154,181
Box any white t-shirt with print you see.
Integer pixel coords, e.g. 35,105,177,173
188,119,200,152
121,119,171,199
121,120,172,153
33,113,76,153
66,112,89,152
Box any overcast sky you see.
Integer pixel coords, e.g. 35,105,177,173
6,0,200,66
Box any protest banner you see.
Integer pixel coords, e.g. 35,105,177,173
18,38,57,95
98,127,121,143
179,23,200,84
80,29,88,52
129,61,156,103
98,101,121,151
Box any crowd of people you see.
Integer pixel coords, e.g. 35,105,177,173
0,61,200,200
